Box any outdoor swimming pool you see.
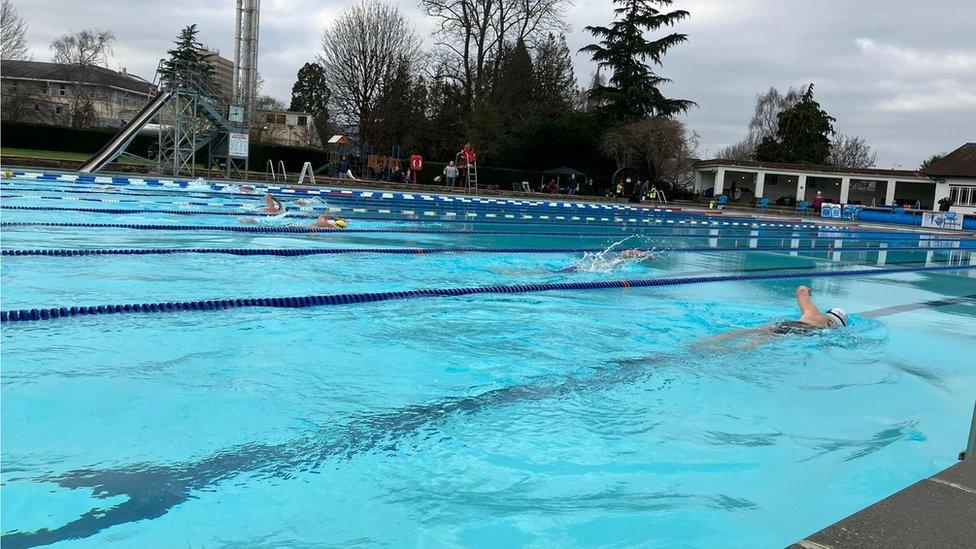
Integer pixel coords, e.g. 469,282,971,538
2,170,975,548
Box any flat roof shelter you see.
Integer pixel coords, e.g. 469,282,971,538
693,144,976,215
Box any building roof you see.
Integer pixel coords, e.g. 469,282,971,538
0,60,154,95
694,158,924,179
922,143,976,178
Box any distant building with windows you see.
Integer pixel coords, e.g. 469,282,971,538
256,109,321,148
203,50,235,101
0,60,155,127
922,143,976,215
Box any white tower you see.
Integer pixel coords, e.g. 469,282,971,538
233,0,261,125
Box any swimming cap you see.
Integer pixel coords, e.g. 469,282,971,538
825,308,848,328
334,219,348,229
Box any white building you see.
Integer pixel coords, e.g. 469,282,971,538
693,143,976,215
922,143,976,215
256,109,321,148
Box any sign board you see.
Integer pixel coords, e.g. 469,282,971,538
921,211,963,230
228,132,249,158
820,202,842,219
228,105,245,124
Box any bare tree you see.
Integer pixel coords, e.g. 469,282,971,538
602,116,698,189
748,85,804,143
715,85,805,159
716,138,754,160
1,0,29,60
828,133,877,168
419,0,567,112
50,29,115,127
320,0,420,148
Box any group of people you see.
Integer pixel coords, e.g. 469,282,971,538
540,173,593,195
441,143,478,188
612,178,661,203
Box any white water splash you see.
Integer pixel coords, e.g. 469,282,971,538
568,236,658,273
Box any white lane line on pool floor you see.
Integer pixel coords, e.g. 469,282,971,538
858,293,976,318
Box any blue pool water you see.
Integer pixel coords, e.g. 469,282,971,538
2,171,975,547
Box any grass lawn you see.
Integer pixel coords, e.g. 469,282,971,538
0,147,155,166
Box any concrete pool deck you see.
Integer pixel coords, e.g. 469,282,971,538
792,458,976,548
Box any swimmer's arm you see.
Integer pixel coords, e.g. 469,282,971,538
795,286,822,318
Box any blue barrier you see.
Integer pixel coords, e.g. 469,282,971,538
3,264,974,323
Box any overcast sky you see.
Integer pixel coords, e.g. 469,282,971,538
13,0,976,168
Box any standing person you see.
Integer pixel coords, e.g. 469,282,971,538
338,157,349,180
566,173,578,195
813,190,825,211
460,143,477,166
443,161,459,188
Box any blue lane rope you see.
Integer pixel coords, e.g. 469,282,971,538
0,177,863,230
3,264,973,323
1,185,850,229
0,244,959,258
0,202,942,238
2,221,970,242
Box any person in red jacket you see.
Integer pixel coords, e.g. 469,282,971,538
460,143,477,165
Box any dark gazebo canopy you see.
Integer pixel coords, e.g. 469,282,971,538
543,166,587,178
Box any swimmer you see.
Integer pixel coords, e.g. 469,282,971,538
557,247,657,273
293,197,321,206
697,285,848,351
311,212,348,231
619,248,656,260
262,193,284,213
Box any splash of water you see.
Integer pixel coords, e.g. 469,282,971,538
187,177,212,190
568,236,658,273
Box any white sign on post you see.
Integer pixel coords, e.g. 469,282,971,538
228,132,249,158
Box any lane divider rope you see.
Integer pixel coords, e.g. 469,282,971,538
1,244,964,258
0,176,866,230
2,221,969,242
3,264,973,323
0,202,937,238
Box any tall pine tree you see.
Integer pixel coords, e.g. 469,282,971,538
289,62,329,116
580,0,694,120
533,33,578,116
158,25,218,96
289,62,331,145
754,84,835,164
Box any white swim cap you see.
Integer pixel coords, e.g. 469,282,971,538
825,308,848,328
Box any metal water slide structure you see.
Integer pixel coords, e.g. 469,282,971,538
79,1,261,176
77,90,174,173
